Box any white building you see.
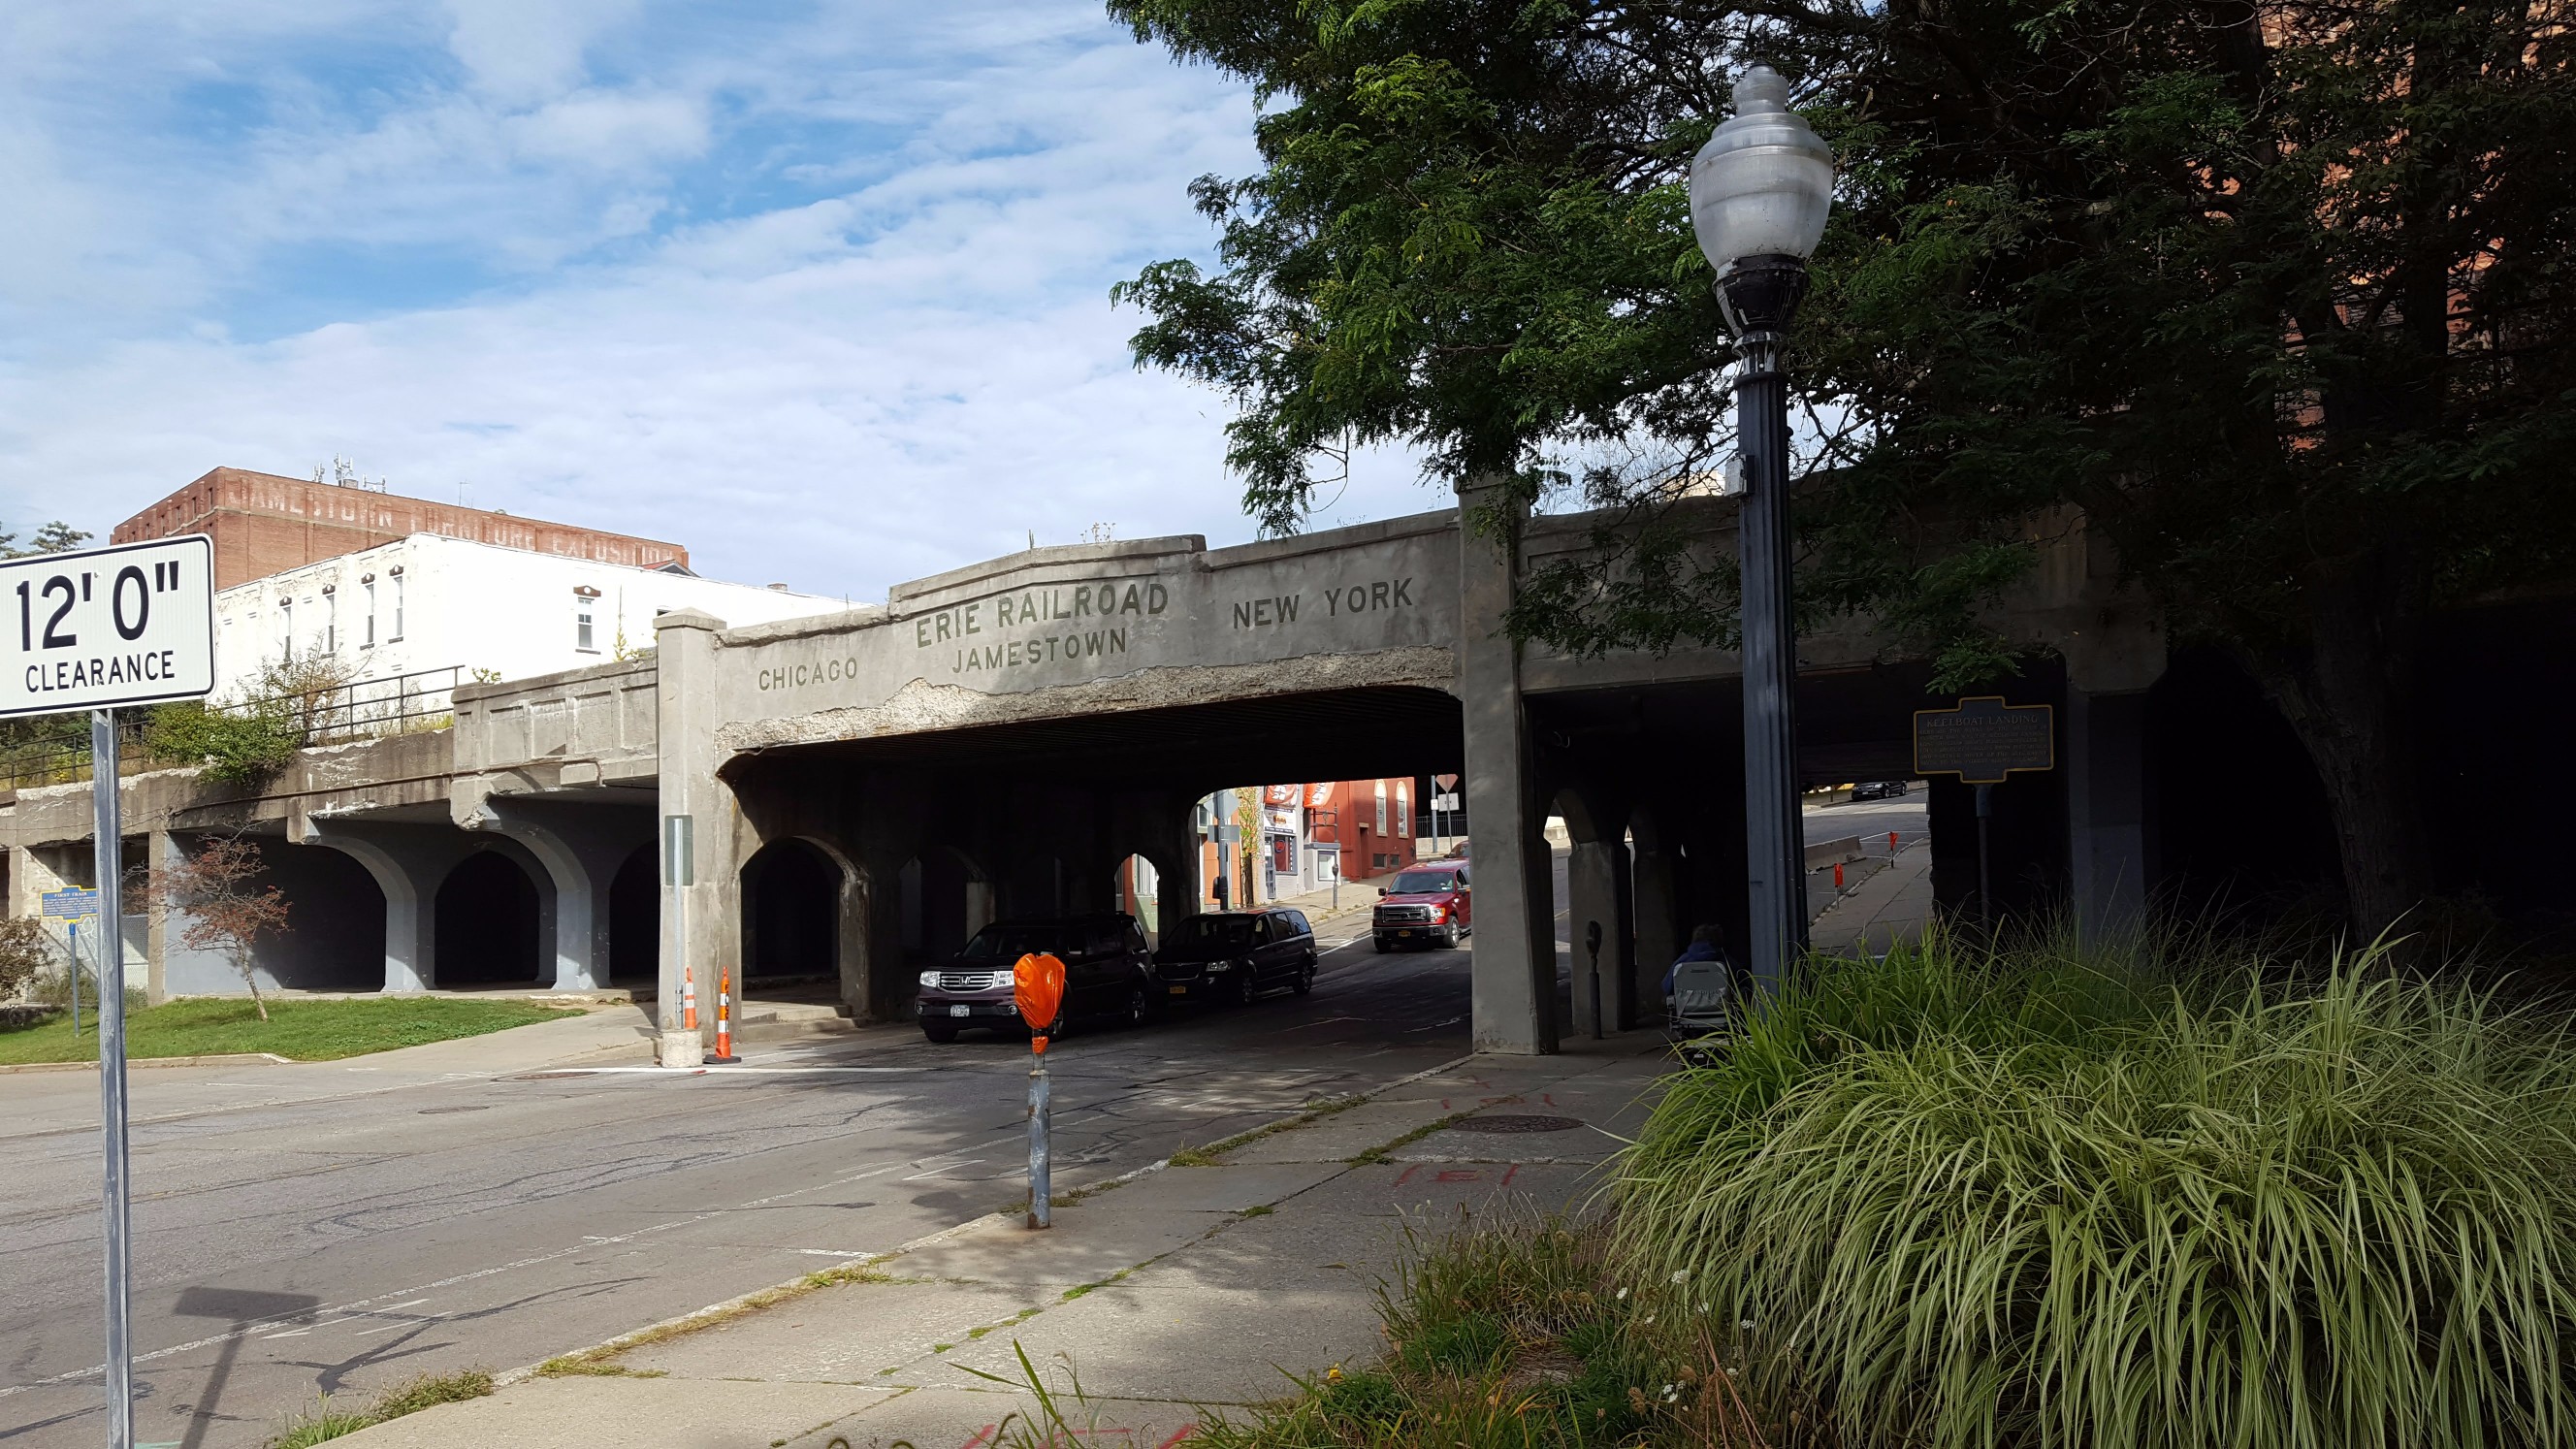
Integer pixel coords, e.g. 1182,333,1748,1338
211,532,840,705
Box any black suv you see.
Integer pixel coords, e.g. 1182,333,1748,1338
1153,908,1318,1005
917,913,1156,1043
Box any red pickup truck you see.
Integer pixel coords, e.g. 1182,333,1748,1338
1370,860,1472,952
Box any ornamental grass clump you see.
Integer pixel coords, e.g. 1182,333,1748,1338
1617,933,2576,1449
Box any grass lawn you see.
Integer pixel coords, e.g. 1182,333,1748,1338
0,996,586,1066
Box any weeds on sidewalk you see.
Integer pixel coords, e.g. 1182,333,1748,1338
1179,1216,1762,1447
533,1262,893,1376
266,1368,493,1447
1169,1092,1368,1166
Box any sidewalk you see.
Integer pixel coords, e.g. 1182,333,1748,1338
0,1002,661,1143
336,1036,1669,1449
1810,839,1935,957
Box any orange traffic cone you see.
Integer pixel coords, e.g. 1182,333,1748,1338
683,965,698,1031
708,966,740,1065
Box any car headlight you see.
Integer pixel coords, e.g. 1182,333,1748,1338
1427,906,1446,922
918,971,941,988
1206,960,1231,973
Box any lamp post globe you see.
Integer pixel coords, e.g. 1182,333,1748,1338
1690,65,1835,274
1690,65,1833,996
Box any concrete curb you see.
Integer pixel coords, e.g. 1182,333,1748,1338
0,1051,294,1075
491,1048,1480,1387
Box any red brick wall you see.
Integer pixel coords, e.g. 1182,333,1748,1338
111,467,690,590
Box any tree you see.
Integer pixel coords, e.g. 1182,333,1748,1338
1110,0,2576,937
0,520,91,559
0,917,52,1001
147,835,290,1019
0,520,103,771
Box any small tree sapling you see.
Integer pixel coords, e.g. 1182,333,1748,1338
149,835,290,1020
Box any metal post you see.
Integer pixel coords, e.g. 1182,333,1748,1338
68,921,81,1041
91,709,133,1449
1726,262,1812,996
1974,783,1994,918
1026,1058,1052,1229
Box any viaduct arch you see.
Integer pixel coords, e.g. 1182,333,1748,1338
0,493,2167,1054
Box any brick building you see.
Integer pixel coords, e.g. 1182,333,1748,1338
112,467,691,590
1307,777,1421,883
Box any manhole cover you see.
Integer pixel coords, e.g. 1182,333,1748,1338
1446,1114,1585,1135
417,1105,492,1114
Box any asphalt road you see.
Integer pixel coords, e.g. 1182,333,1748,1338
1806,791,1930,855
0,913,1473,1449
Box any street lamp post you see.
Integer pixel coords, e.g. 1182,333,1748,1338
1690,65,1835,995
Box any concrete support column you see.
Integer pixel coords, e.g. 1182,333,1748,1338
1628,824,1678,1021
1456,476,1556,1055
2066,685,2151,945
1134,796,1201,945
297,820,473,993
1564,836,1634,1035
142,831,184,1006
461,798,652,993
851,853,904,1021
657,609,738,1066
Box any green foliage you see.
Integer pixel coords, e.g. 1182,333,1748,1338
0,520,90,558
266,1369,492,1447
1113,0,2576,929
0,996,580,1065
1109,0,1732,531
1616,935,2576,1449
145,701,299,784
0,918,52,1000
1180,1217,1735,1447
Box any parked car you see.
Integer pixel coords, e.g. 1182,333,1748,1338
1153,908,1317,1005
916,913,1155,1043
1371,861,1472,951
1850,779,1911,800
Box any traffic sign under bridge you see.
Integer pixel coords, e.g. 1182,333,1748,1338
0,535,214,719
1913,695,2055,785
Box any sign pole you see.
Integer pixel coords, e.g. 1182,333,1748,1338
1011,953,1066,1231
68,920,81,1041
1027,1052,1051,1229
1974,782,1994,918
91,708,134,1449
0,535,213,1449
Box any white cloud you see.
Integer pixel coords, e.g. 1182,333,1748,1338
443,0,641,106
0,0,1444,596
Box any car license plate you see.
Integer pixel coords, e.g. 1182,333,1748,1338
1399,929,1413,937
1169,985,1188,995
950,1004,971,1017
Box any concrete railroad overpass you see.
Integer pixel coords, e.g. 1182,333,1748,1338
0,491,2160,1055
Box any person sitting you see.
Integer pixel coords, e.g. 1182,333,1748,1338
1661,922,1730,998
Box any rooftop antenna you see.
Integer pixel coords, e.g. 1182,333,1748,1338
1027,530,1036,551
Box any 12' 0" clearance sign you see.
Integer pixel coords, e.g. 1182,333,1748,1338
0,535,216,718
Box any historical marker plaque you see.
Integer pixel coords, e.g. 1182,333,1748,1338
1914,695,2055,784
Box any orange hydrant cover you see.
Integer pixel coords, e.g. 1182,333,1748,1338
1014,952,1067,1050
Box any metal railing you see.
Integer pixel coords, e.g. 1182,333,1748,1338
0,664,467,790
244,664,466,744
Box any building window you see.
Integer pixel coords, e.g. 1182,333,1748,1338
322,588,338,653
574,589,598,652
279,598,295,659
363,578,376,647
1397,782,1410,837
390,571,404,640
1374,780,1389,834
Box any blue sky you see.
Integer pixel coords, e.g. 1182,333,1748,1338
0,0,1433,596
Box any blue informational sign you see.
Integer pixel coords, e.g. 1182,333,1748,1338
41,886,99,920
